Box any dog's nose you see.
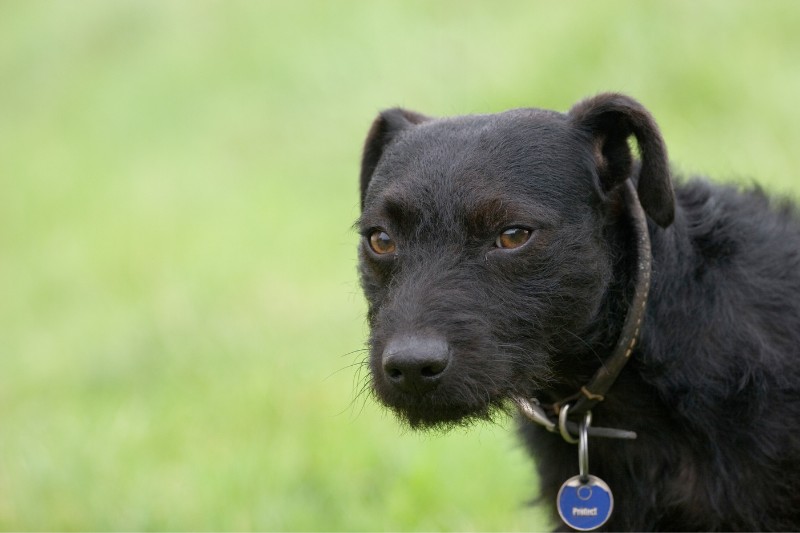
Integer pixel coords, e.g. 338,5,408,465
382,334,451,394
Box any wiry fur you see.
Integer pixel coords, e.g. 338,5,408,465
356,93,800,531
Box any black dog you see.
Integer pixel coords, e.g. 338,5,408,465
356,93,800,531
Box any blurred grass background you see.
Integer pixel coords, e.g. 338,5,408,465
1,1,799,530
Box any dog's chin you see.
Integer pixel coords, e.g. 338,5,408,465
377,392,511,431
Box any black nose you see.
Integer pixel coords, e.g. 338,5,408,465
382,334,451,394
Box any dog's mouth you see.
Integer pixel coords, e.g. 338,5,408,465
376,386,512,430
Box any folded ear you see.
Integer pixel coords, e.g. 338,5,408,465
569,93,675,227
360,108,429,210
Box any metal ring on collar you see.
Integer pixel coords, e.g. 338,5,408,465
558,403,579,443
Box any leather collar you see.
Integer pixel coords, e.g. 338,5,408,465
514,179,651,441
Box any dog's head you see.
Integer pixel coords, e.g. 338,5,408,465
357,93,674,429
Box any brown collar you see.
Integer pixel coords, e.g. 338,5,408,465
514,179,651,441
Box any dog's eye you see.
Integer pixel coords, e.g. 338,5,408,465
368,230,396,255
496,227,531,249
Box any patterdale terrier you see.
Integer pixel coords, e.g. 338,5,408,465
356,93,800,531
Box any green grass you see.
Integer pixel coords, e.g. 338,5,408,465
1,1,799,530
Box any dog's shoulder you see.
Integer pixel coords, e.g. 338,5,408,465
644,176,800,401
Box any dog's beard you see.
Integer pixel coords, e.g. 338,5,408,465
375,386,510,431
369,346,553,431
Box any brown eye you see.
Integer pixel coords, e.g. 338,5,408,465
368,230,396,255
496,227,531,249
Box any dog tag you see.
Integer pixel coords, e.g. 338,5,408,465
557,474,613,531
556,408,613,531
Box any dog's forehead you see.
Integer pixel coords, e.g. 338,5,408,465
364,109,592,224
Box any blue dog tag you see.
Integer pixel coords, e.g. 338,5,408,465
557,475,613,531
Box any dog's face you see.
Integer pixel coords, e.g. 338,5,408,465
357,94,673,429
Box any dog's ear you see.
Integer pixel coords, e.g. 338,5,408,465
568,93,675,227
360,108,429,210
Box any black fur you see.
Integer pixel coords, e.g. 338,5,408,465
356,93,800,531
